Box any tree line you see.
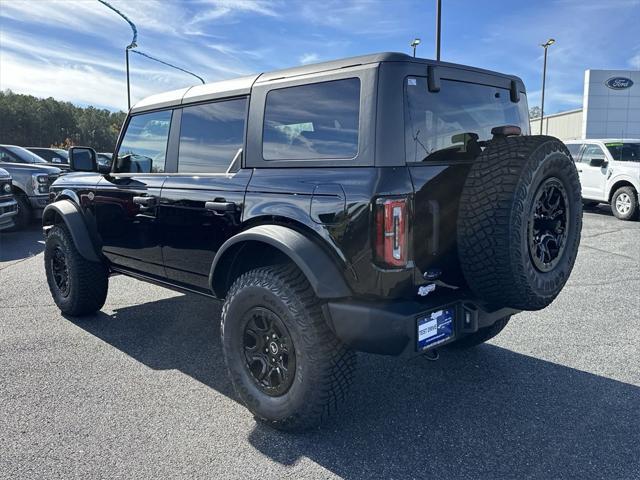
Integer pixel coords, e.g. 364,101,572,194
0,90,126,152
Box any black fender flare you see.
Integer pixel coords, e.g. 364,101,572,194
209,224,352,299
42,199,101,263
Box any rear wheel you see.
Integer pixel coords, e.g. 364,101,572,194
611,186,638,221
44,225,109,316
457,136,582,311
221,264,355,432
448,317,510,349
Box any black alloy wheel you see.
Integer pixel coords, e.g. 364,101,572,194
44,225,109,316
51,245,71,297
242,306,296,396
528,177,569,272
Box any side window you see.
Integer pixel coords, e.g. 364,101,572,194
0,148,18,163
565,143,582,161
581,145,606,164
115,110,172,173
178,98,247,174
262,78,360,160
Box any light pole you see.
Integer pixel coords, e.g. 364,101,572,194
410,38,421,58
435,0,441,60
539,38,555,135
96,0,138,110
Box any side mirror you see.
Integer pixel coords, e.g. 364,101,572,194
69,147,97,172
589,158,607,167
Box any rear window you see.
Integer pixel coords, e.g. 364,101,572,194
404,78,529,163
605,142,640,162
262,78,360,160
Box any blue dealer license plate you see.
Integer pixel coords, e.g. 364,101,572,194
417,307,455,350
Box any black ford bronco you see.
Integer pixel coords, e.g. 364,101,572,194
43,53,582,431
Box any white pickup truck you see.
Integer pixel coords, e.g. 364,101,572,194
565,139,640,220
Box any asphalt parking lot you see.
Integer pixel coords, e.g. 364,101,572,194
1,205,638,479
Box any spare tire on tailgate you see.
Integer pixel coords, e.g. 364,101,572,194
457,135,582,311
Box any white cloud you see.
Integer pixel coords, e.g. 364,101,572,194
630,52,640,70
189,0,280,24
299,53,320,64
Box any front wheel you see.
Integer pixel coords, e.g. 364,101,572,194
44,225,109,316
611,186,638,221
221,264,355,432
5,194,31,231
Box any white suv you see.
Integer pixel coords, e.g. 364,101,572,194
564,139,640,221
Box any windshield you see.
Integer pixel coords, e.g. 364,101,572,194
404,78,529,163
605,143,640,162
5,145,48,164
53,149,69,159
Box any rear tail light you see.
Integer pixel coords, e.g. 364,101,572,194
374,197,409,267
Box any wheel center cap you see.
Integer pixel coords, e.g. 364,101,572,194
269,341,279,355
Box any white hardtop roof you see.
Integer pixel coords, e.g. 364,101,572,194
130,74,259,114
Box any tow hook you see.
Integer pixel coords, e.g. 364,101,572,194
422,349,439,361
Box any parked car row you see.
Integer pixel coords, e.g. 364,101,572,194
0,145,114,231
0,145,65,230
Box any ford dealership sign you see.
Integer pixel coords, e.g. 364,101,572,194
604,77,634,90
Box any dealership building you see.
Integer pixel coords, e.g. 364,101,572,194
530,69,640,141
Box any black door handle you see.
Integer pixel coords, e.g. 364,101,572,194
205,200,236,212
133,196,156,207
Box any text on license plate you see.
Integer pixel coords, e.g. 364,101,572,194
417,307,455,350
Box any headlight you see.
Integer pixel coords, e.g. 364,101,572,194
2,182,11,194
32,174,49,194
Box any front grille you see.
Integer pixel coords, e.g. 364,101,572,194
0,199,17,216
48,173,60,185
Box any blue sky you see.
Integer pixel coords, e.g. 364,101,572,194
1,0,639,113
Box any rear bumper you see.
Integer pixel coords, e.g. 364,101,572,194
323,294,518,357
0,198,18,231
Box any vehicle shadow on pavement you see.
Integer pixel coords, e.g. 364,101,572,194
583,204,615,218
0,224,44,264
68,295,639,479
249,346,640,479
70,294,236,399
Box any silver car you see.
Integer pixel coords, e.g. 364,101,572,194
0,167,18,231
564,139,640,220
0,145,62,230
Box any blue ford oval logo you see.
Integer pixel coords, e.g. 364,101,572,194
604,77,634,90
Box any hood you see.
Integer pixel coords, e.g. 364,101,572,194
0,162,62,175
41,162,70,171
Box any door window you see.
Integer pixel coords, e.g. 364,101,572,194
581,145,606,164
115,110,172,173
178,98,247,173
262,78,360,160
